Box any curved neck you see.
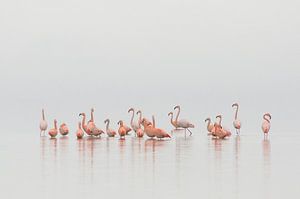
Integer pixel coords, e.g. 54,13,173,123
137,112,142,127
263,115,270,123
175,107,181,122
90,110,94,122
206,119,211,129
105,120,109,130
130,110,135,126
234,105,239,120
81,114,86,126
54,121,57,129
78,122,81,129
152,115,156,128
217,116,222,125
42,110,45,120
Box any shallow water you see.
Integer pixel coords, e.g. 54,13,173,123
1,131,299,199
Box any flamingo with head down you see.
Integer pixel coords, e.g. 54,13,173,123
76,122,84,139
59,123,69,136
118,120,127,139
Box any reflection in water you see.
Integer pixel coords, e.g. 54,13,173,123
234,135,241,199
262,137,271,199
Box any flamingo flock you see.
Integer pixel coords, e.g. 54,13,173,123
39,103,272,140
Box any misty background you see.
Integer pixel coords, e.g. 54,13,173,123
0,0,299,134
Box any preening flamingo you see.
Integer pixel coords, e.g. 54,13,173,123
141,118,156,139
39,109,48,136
262,113,271,138
76,122,84,139
232,103,242,134
59,123,69,136
174,105,195,136
79,113,92,136
104,119,116,137
48,119,58,138
128,108,140,134
118,120,127,139
205,118,214,136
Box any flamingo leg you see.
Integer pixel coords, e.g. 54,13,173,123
187,128,192,136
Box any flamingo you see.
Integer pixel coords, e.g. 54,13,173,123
135,111,144,137
173,105,195,136
76,122,84,139
128,108,140,135
214,115,231,139
232,103,242,134
39,109,48,136
79,113,93,136
151,115,171,140
104,119,117,137
168,112,180,131
205,118,214,136
262,113,271,138
59,123,69,136
48,119,58,138
141,118,156,139
117,120,127,139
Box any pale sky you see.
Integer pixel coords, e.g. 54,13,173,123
0,0,299,133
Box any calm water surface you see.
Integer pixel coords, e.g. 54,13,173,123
1,131,299,199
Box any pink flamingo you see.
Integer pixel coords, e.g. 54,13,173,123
48,119,58,138
136,110,144,137
214,115,231,139
151,115,171,140
141,118,156,139
104,119,116,137
39,109,48,136
79,113,93,136
174,105,195,136
128,108,140,134
205,118,214,136
232,103,242,134
118,120,127,139
262,113,271,138
76,122,84,139
59,123,69,136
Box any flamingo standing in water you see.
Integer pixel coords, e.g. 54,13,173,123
128,108,140,135
262,113,271,138
39,109,48,136
232,103,242,134
205,118,214,136
141,118,156,139
168,112,180,131
48,119,58,138
151,115,171,140
104,119,116,137
136,110,144,137
214,115,231,139
59,123,69,136
89,108,104,137
76,122,84,139
173,105,195,136
118,120,127,139
79,113,92,136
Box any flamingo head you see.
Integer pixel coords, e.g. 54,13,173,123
136,110,141,115
205,118,211,123
174,105,180,110
79,113,85,117
232,103,238,108
128,108,134,113
104,119,109,123
264,113,272,120
117,120,123,126
216,115,222,119
168,112,173,116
